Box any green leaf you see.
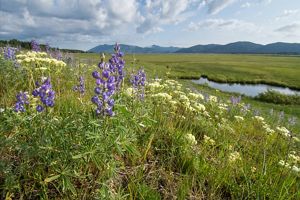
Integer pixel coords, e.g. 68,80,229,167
72,151,94,159
44,174,61,183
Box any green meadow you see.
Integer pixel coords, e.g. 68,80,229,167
76,53,300,89
1,51,300,199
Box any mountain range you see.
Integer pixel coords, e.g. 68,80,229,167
88,42,300,54
88,44,180,54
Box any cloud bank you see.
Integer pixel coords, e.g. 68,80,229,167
1,0,298,49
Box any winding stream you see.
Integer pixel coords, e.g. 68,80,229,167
192,77,300,97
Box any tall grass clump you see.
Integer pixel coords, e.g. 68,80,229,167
256,90,300,105
1,44,300,199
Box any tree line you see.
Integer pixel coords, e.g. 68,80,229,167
0,39,85,53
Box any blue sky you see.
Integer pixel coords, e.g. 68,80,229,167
1,0,300,50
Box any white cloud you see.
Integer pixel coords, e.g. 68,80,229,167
275,23,300,35
263,0,272,4
1,0,296,49
187,18,259,32
204,0,237,15
0,0,249,42
276,9,299,20
241,2,251,8
0,0,141,43
137,0,191,33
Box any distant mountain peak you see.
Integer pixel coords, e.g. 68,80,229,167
88,44,180,53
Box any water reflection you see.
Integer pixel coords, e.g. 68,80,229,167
192,77,300,97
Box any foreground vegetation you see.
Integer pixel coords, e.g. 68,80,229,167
1,48,300,199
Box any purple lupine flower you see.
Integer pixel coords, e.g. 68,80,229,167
4,46,16,60
107,43,125,89
241,103,251,114
279,111,285,122
203,93,210,102
73,76,85,95
91,44,126,115
32,77,55,112
92,71,101,79
14,92,29,112
31,40,40,52
288,117,297,126
92,67,117,116
230,96,241,105
253,109,260,116
130,68,146,100
90,43,127,116
45,43,51,54
3,46,21,68
36,105,44,112
52,48,63,60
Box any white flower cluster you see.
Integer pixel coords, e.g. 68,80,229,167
234,115,244,122
124,87,134,97
209,95,218,103
193,103,206,112
147,81,164,91
203,135,215,145
289,152,300,164
163,79,182,90
228,151,242,163
218,103,228,112
276,126,291,137
254,116,265,122
253,116,275,135
263,123,275,135
148,80,207,114
16,51,66,68
152,93,172,101
188,92,204,101
278,160,300,173
186,133,197,145
276,126,299,141
278,151,300,173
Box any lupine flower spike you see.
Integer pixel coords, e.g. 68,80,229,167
130,68,146,100
73,76,85,95
32,77,55,112
31,40,40,52
108,43,125,89
14,92,29,112
4,46,16,60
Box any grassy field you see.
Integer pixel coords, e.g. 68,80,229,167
75,53,300,125
1,50,300,199
76,53,300,89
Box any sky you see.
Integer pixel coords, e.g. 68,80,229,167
0,0,300,50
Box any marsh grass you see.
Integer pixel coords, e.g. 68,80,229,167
256,90,300,105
